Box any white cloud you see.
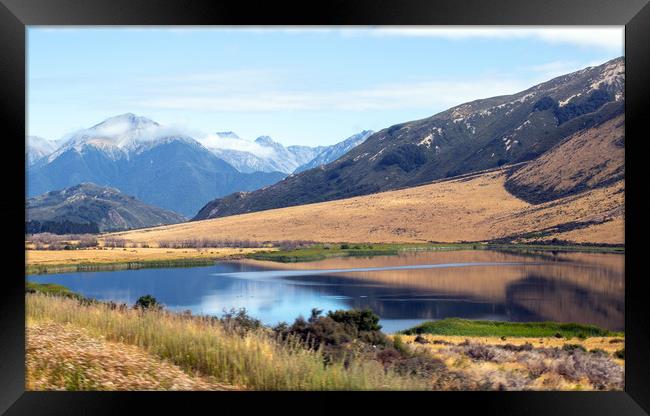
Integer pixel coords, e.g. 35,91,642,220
137,77,529,113
33,26,624,52
199,133,276,157
359,26,623,52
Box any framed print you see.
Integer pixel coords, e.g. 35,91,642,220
1,0,648,414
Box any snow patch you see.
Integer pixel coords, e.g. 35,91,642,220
417,134,433,148
514,120,531,131
369,147,386,162
589,60,624,91
353,152,369,162
558,93,582,107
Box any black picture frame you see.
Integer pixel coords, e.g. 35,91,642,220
1,0,648,414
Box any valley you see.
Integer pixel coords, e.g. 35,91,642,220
25,50,627,393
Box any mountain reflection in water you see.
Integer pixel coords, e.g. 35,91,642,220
28,250,624,333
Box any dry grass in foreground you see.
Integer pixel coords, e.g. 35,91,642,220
26,294,625,391
111,170,624,246
398,334,624,391
26,294,428,391
27,321,238,391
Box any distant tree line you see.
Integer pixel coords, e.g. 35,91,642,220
27,232,98,250
157,238,314,249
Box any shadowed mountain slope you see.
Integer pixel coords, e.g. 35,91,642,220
504,113,624,204
27,183,187,234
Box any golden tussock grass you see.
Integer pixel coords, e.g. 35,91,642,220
111,170,624,246
27,321,237,391
26,294,428,391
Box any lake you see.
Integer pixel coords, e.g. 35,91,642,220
27,249,624,333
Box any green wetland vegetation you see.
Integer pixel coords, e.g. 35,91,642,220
246,242,624,263
401,318,623,339
26,258,219,275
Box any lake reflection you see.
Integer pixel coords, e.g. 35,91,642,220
28,250,624,333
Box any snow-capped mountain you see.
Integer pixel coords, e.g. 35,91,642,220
27,114,285,216
199,132,279,173
199,132,324,174
294,130,374,173
26,136,60,165
46,113,169,162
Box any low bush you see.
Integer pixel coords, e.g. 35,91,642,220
135,295,162,310
614,348,624,360
562,344,587,353
221,308,262,334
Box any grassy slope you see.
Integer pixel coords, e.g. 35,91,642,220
27,321,236,391
505,115,624,204
401,318,623,338
26,294,427,391
110,168,624,246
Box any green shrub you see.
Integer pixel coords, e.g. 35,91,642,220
614,348,625,360
562,344,587,353
134,295,161,310
221,307,262,334
327,309,382,332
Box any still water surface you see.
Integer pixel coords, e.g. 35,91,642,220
28,250,624,333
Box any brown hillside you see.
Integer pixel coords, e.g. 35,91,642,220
505,114,624,203
111,167,624,245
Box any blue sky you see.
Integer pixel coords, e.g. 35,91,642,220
28,27,623,146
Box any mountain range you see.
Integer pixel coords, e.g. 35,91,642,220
194,57,624,220
199,132,325,174
27,116,371,217
294,130,374,173
26,183,186,233
26,136,63,166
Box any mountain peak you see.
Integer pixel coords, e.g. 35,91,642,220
53,113,167,159
91,113,159,131
254,135,278,146
215,131,241,139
